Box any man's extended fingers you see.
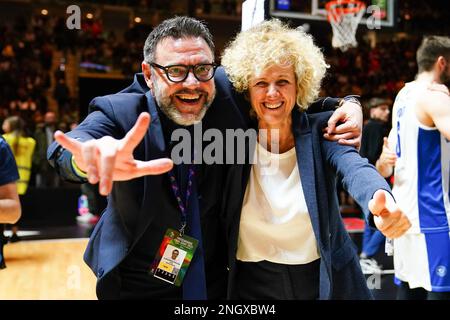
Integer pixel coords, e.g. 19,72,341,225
324,132,356,141
323,131,361,148
134,158,174,176
54,131,82,156
326,109,345,134
98,147,117,196
121,112,151,152
331,120,359,135
83,141,99,184
338,137,360,148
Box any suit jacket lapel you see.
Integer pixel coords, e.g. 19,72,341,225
292,109,322,245
133,92,168,244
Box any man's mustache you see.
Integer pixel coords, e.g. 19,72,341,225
174,89,207,96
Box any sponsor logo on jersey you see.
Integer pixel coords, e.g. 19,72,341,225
436,265,447,277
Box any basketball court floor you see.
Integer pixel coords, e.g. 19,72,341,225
0,223,398,300
0,225,97,300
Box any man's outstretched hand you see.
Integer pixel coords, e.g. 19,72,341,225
54,112,173,195
369,190,411,238
323,100,363,149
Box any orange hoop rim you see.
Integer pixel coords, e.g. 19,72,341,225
325,0,366,21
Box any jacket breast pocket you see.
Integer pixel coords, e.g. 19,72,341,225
331,238,358,271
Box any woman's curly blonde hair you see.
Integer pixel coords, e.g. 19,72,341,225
221,19,328,110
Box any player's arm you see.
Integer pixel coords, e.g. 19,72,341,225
375,130,397,178
420,89,450,140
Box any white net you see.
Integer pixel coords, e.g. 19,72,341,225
326,1,365,51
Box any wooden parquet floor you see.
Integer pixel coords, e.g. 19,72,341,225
0,239,97,300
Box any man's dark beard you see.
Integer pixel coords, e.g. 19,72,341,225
440,66,450,88
152,81,215,126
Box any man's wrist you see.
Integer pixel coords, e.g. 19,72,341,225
321,97,340,111
71,155,87,178
338,95,362,108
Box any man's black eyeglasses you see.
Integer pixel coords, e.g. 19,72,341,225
150,62,218,83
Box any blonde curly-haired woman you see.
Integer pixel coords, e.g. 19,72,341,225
221,20,410,300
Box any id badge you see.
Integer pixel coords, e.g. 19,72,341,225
150,228,198,286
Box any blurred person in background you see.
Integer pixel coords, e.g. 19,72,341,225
0,137,21,269
33,111,60,187
2,116,35,242
359,97,391,274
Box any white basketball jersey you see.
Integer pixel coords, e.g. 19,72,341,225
390,81,450,234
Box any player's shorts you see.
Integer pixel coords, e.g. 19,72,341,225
394,231,450,292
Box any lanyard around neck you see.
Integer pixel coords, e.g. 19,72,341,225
167,164,195,236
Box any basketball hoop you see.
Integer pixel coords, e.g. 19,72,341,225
325,0,366,51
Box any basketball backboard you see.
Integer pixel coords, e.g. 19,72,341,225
242,0,267,31
270,0,396,29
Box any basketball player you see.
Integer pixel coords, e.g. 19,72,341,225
376,36,450,300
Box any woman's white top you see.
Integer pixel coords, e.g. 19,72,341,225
236,142,320,265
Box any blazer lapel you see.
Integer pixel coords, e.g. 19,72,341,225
292,109,322,245
133,92,168,244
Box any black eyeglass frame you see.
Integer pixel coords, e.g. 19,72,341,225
150,62,218,83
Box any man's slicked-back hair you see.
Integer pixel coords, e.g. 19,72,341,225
143,16,215,63
416,35,450,73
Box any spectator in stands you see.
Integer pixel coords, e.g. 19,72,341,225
53,78,70,113
9,88,37,126
33,111,60,187
202,0,211,14
2,116,35,242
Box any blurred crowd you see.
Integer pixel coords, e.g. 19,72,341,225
0,14,79,133
0,15,52,130
322,37,420,108
399,1,450,35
